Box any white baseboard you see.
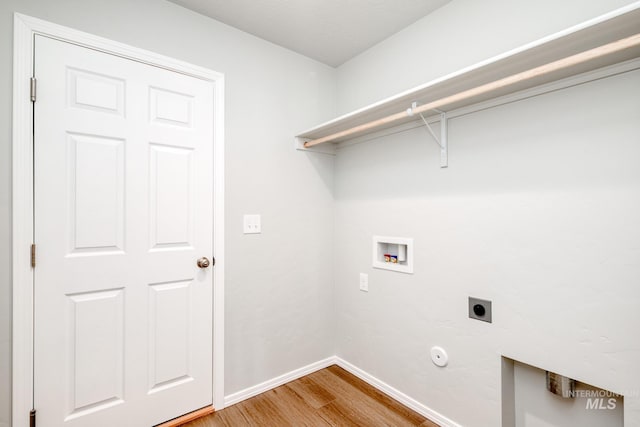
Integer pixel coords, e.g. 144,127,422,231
335,357,462,427
223,355,461,427
223,356,336,407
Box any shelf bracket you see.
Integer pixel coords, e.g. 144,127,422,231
409,102,448,168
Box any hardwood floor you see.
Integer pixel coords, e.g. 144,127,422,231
184,365,440,427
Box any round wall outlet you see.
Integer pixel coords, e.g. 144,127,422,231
473,304,486,316
430,346,448,367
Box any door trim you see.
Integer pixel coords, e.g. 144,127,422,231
12,13,226,426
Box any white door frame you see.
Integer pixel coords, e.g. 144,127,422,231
12,13,225,426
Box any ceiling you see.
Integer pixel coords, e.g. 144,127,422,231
168,0,451,67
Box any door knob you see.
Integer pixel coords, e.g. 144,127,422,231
197,257,211,269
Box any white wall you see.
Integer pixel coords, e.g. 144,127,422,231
0,0,337,424
333,0,640,426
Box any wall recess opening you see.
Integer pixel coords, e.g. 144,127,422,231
502,357,623,427
372,236,413,274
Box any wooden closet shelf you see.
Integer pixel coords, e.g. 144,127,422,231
295,4,640,150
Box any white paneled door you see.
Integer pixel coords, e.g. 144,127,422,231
33,35,214,426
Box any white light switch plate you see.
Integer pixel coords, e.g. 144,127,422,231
359,273,368,292
243,214,261,234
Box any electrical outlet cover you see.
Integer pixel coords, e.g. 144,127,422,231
243,214,261,234
359,273,368,292
468,297,492,323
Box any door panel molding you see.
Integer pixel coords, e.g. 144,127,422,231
12,13,225,426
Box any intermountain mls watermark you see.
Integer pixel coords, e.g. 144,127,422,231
564,389,638,410
545,371,635,410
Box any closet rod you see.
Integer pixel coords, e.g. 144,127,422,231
304,33,640,148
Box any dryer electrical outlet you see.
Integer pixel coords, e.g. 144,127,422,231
469,297,492,323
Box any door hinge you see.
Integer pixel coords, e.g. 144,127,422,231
30,409,36,427
30,244,36,268
30,77,36,102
